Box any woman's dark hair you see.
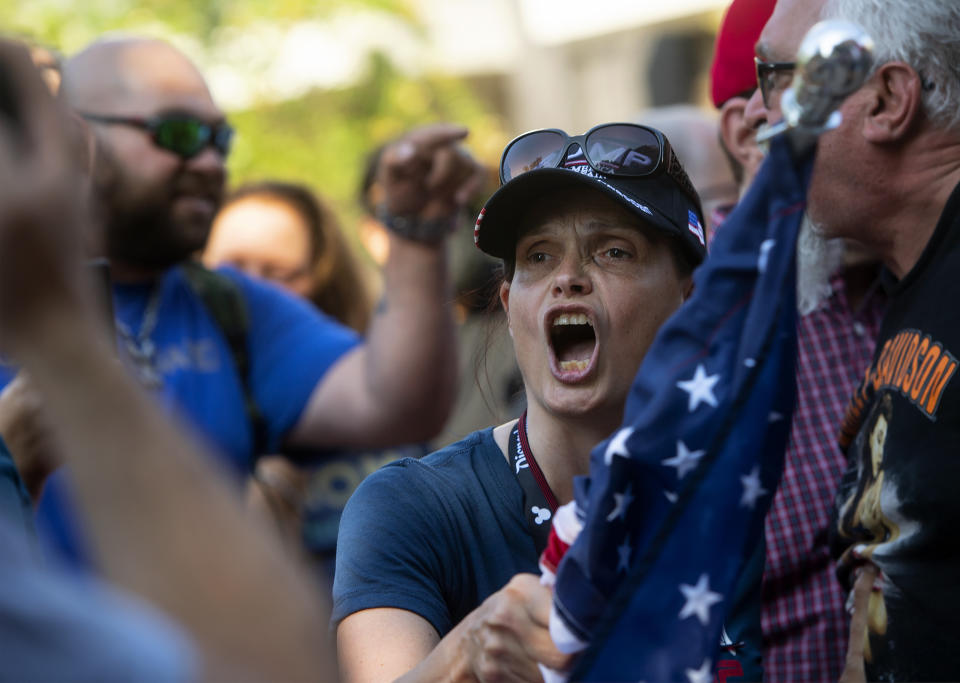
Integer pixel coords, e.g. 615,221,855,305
223,181,373,333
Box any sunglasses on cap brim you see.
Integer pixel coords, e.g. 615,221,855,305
499,122,700,215
77,112,234,159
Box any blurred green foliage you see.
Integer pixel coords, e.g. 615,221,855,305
2,0,421,47
229,52,506,228
3,0,509,239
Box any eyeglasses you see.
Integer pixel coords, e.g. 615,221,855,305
78,112,234,159
499,123,700,208
755,57,796,109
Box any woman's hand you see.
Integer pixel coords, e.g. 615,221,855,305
405,574,573,683
456,574,573,682
339,574,573,683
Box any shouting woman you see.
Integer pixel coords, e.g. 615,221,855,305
334,124,762,682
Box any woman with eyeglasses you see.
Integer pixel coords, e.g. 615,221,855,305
333,124,763,682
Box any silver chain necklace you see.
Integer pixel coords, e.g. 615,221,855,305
115,284,164,390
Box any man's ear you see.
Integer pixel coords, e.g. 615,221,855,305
499,280,513,337
862,62,924,143
720,96,764,188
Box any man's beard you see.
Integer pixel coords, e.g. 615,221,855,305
796,214,845,315
743,132,847,314
94,149,219,270
103,196,213,269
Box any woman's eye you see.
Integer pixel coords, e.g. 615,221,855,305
528,252,549,263
604,247,631,259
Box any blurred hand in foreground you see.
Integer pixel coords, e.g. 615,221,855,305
376,123,488,222
0,39,91,356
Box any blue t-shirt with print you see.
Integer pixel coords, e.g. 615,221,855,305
31,264,360,564
111,264,360,467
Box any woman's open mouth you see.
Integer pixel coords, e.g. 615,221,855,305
548,311,599,382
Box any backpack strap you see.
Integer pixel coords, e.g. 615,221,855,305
181,261,269,463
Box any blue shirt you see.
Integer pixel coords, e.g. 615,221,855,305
112,264,360,467
301,442,429,583
332,428,539,636
33,264,361,564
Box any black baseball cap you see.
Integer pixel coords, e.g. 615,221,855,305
474,139,707,266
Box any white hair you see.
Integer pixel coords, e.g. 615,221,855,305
821,0,960,132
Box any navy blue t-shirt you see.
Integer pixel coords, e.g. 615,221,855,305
333,427,764,682
332,428,538,636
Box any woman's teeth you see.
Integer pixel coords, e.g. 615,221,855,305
553,313,591,326
559,359,589,372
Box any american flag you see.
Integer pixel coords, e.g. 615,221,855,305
546,134,812,682
688,209,706,247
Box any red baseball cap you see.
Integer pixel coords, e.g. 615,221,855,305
709,0,777,108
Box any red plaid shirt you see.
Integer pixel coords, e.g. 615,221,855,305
762,273,885,682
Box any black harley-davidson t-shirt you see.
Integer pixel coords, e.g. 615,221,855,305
832,181,960,682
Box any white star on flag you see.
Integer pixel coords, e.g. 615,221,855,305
616,538,631,574
606,482,635,522
678,573,723,626
664,490,678,504
662,441,705,479
676,364,720,412
768,411,783,423
685,658,713,683
758,238,775,273
740,465,768,509
603,426,635,465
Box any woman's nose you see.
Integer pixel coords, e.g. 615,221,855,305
552,257,592,297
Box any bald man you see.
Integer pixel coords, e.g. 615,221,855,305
12,38,481,558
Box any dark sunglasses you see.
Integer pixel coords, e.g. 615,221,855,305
755,57,797,109
499,122,700,211
78,112,234,159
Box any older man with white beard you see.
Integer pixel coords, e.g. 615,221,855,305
746,0,960,680
709,3,886,677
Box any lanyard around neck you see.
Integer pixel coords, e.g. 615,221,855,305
508,411,559,556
